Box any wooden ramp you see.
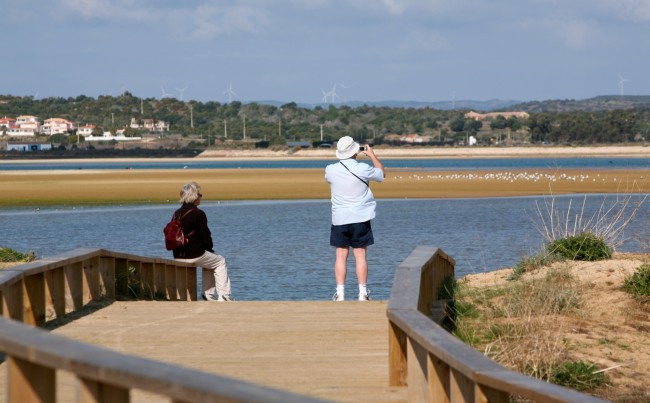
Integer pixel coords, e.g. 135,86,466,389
3,301,407,402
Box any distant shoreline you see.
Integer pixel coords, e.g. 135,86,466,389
1,145,649,164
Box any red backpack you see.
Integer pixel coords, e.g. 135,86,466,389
163,210,194,251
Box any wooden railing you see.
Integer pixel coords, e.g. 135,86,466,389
386,246,608,403
0,248,321,403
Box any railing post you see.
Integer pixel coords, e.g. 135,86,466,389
23,273,45,326
99,256,116,299
429,354,450,403
8,356,55,403
388,320,407,386
78,376,130,403
2,280,23,321
475,384,510,403
64,262,84,311
407,337,429,402
46,267,66,320
450,367,474,403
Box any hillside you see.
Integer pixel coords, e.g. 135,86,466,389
510,95,650,113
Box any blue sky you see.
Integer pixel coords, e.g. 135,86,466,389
3,0,650,104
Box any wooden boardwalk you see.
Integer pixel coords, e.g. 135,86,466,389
1,300,407,402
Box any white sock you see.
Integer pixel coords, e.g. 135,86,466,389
359,284,367,296
336,284,345,296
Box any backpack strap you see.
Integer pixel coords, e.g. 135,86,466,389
174,208,196,238
339,161,369,187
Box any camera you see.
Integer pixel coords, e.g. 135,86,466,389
359,146,366,151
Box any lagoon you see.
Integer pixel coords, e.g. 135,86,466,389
1,156,649,171
1,195,645,301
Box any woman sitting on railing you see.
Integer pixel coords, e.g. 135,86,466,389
171,181,234,302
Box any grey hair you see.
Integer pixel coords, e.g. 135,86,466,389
180,182,201,204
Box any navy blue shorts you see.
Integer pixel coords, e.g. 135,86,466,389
330,221,374,248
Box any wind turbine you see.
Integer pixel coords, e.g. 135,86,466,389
618,73,630,96
224,82,236,103
160,86,173,98
329,84,340,103
320,84,339,104
175,87,188,101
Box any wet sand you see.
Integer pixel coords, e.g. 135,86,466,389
1,167,648,206
1,146,648,205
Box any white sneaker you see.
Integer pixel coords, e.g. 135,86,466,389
332,292,344,302
358,292,371,301
217,294,234,302
203,291,219,301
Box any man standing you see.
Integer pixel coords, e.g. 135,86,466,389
325,136,385,301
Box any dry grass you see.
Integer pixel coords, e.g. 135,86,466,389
1,168,649,206
458,254,650,402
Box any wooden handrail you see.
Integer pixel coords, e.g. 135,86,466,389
0,248,323,403
386,246,608,403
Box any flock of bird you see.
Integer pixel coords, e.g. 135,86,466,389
391,172,617,183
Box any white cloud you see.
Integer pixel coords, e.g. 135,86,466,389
190,5,269,39
599,0,650,22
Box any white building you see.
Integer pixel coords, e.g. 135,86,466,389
6,141,52,152
41,118,74,135
84,132,142,142
6,127,37,137
15,115,40,130
130,117,169,132
77,124,95,137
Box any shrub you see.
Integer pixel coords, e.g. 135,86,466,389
0,247,36,263
549,360,610,392
623,264,650,298
547,233,611,261
509,252,564,280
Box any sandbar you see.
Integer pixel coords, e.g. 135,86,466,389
1,167,648,206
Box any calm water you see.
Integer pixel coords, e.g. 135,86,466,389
0,156,649,171
1,196,646,301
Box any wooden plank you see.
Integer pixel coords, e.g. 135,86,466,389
99,256,115,299
475,383,509,403
154,263,166,299
407,336,429,402
141,262,155,300
187,266,198,301
41,301,404,403
83,257,102,301
45,267,66,320
7,356,55,403
388,320,407,386
2,281,23,321
450,367,474,403
78,377,129,403
23,273,45,326
176,267,188,301
165,265,177,300
429,354,450,403
64,262,84,312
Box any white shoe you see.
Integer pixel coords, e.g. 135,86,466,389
332,292,344,302
203,291,219,301
359,292,371,301
217,294,234,302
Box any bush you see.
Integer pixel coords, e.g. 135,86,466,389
509,252,564,280
623,264,650,298
549,360,610,392
547,233,611,261
0,247,36,263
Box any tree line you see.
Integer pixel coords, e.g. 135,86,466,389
1,93,649,146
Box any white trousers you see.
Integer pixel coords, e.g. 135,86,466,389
176,251,231,297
